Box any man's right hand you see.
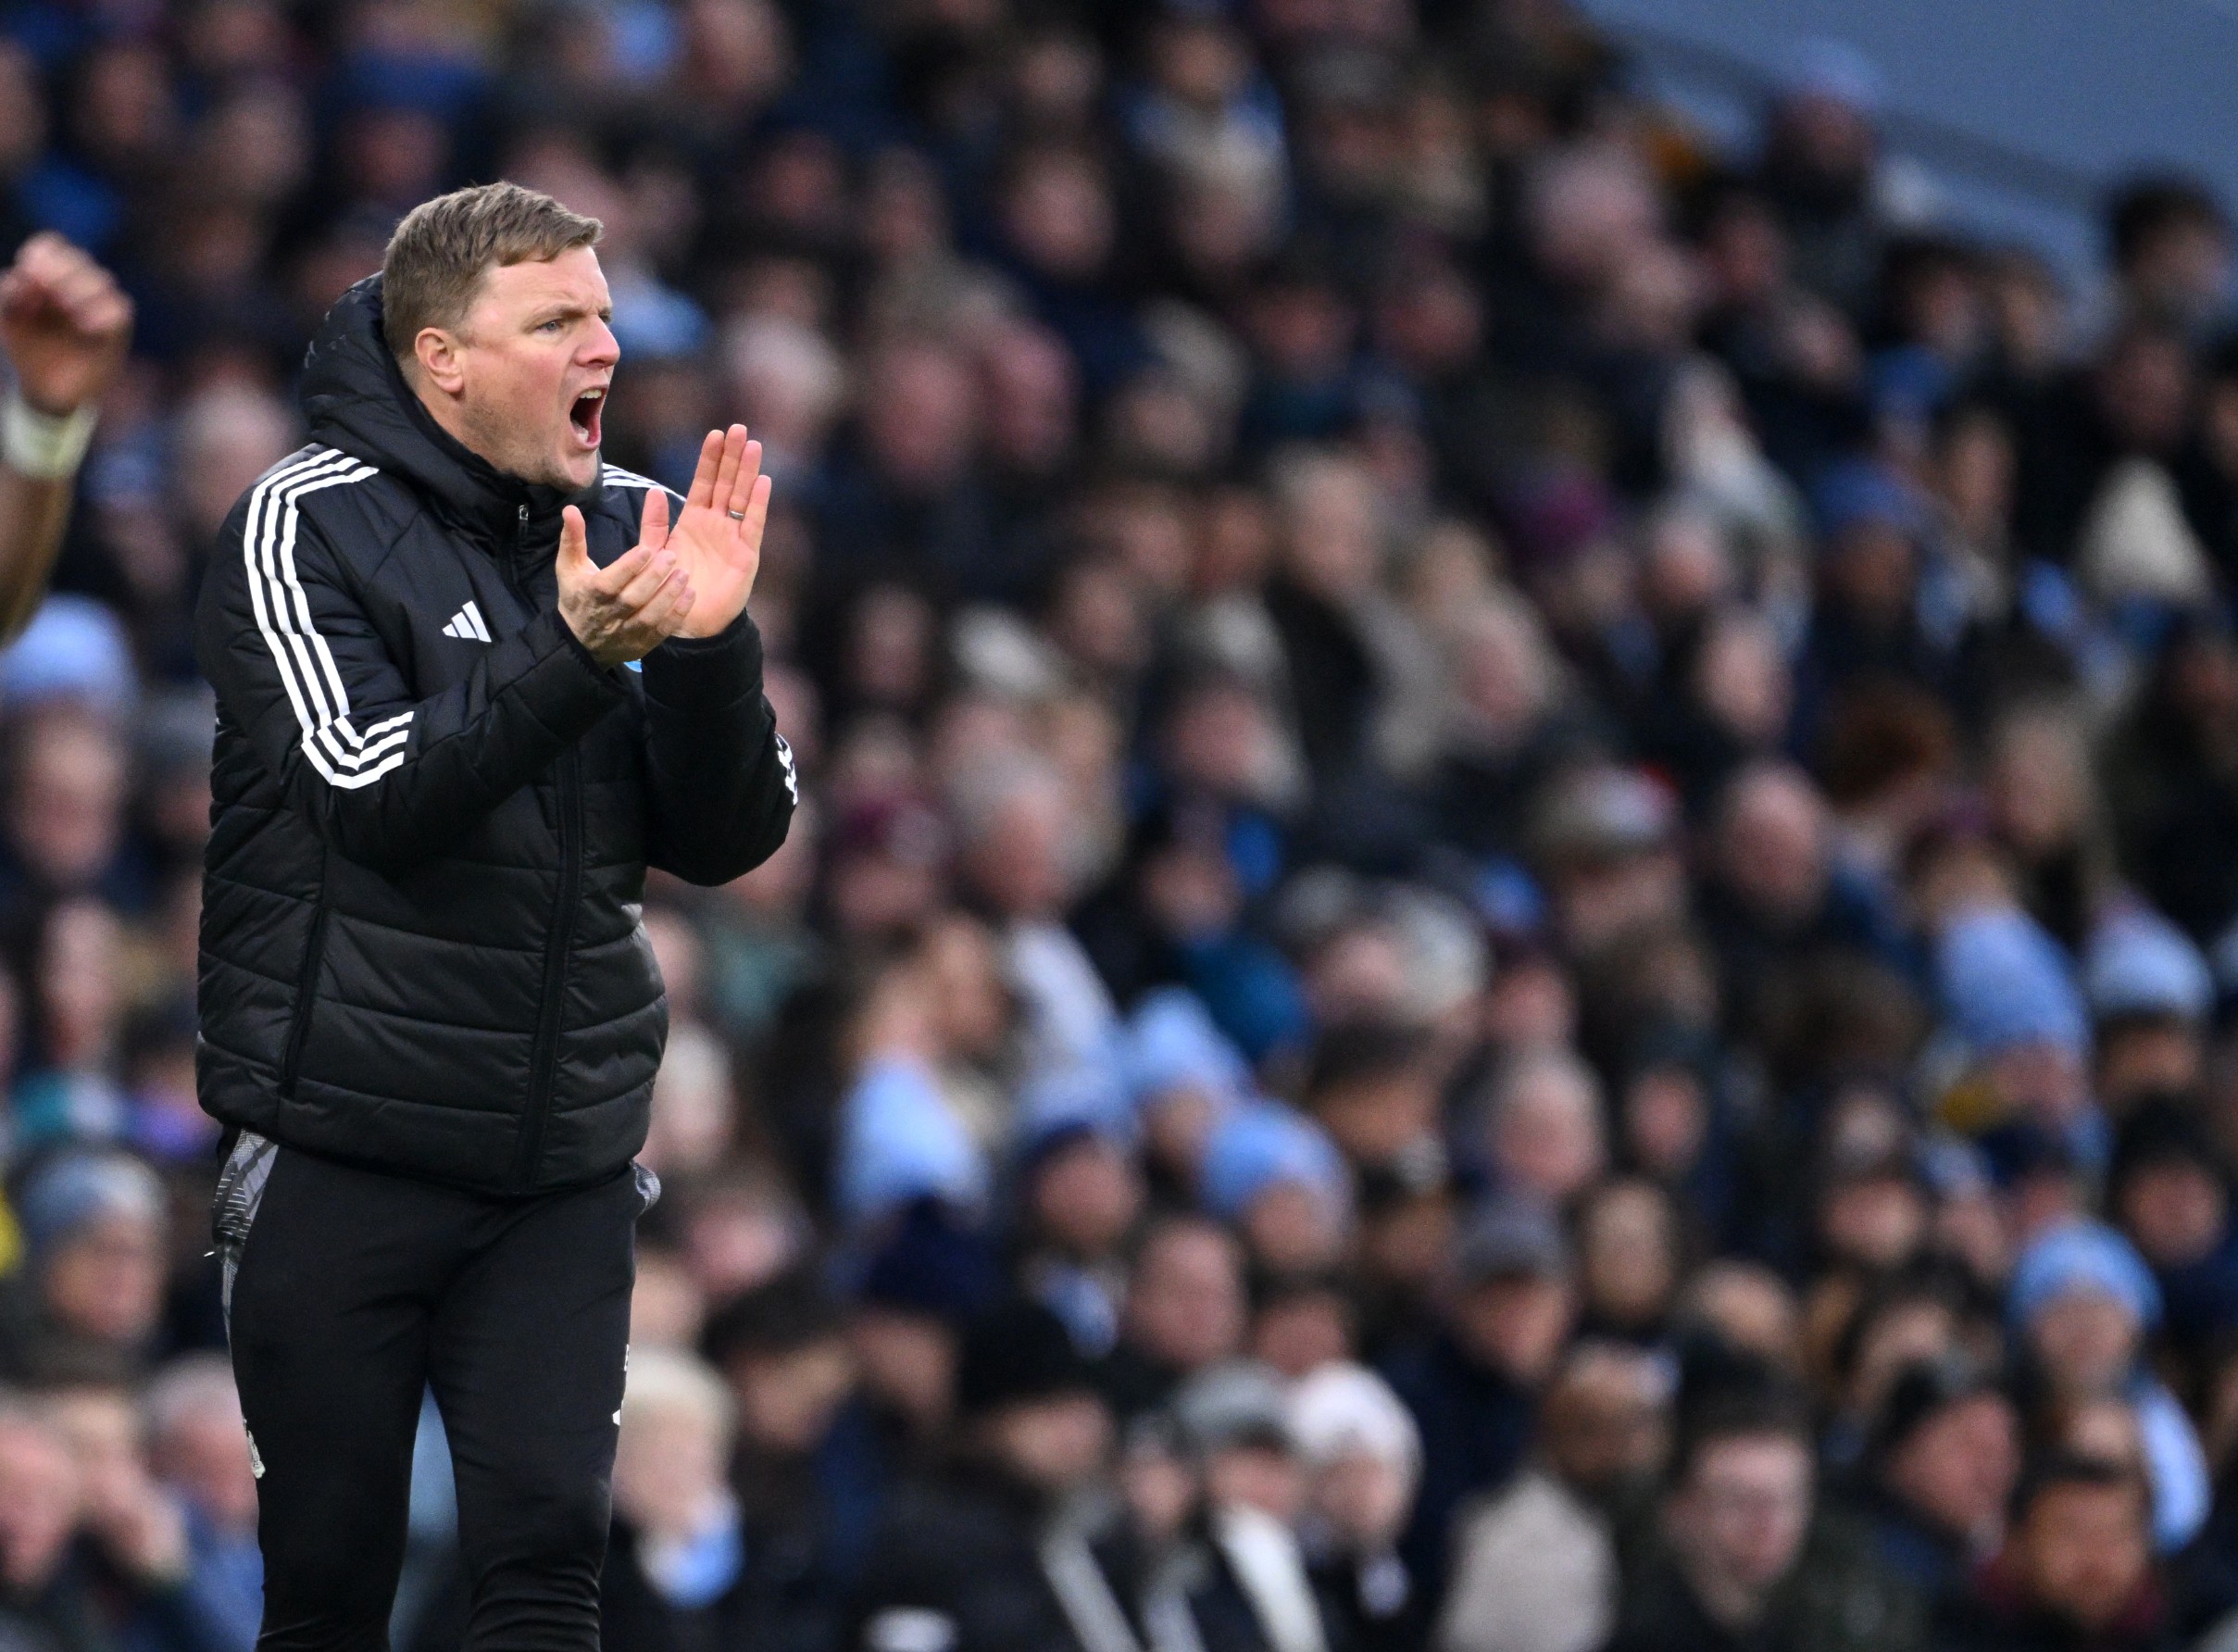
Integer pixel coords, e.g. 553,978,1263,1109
556,502,695,668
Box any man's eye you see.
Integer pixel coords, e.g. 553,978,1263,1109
538,319,564,333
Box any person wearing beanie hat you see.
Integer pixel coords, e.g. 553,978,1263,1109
2107,1099,2238,1358
1167,1357,1348,1652
1288,1362,1426,1652
1932,904,2097,1149
852,1200,1000,1446
1382,1195,1579,1603
1201,1103,1351,1272
853,1300,1137,1652
1125,987,1253,1116
1852,1358,2019,1600
1937,906,2090,1068
1172,1358,1302,1511
1,1146,167,1383
2008,1221,2211,1552
2083,907,2214,1112
1014,1067,1145,1362
1123,988,1252,1204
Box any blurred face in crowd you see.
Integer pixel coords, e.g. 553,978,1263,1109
1251,1285,1353,1380
1716,766,1829,925
1621,1061,1707,1183
2054,1395,2146,1471
1817,1167,1929,1272
631,1248,706,1349
407,244,617,492
1543,1345,1670,1498
1845,1298,1959,1423
1490,1051,1607,1208
1547,845,1688,958
1165,680,1290,807
42,1387,159,1546
919,913,1011,1063
2028,1288,2141,1397
1769,91,1875,190
0,1415,78,1592
1824,519,1917,621
1029,1135,1143,1260
1242,1180,1345,1274
1884,1393,2019,1548
1002,150,1114,283
1311,1060,1439,1169
863,343,979,494
983,1393,1110,1494
2124,216,2232,327
1126,1220,1246,1373
9,710,126,891
1668,1433,1814,1627
2096,327,2193,453
1207,1439,1306,1523
724,1333,855,1455
960,772,1076,921
2117,1156,2228,1268
1693,611,1792,751
1448,598,1554,751
852,1308,955,1436
1121,1427,1199,1546
2013,1476,2152,1631
1528,145,1657,294
1308,1444,1413,1552
149,1365,258,1533
42,1207,166,1349
1988,710,2092,863
681,1178,802,1301
40,896,126,1070
1678,1263,1801,1371
614,1386,731,1539
2094,1018,2205,1111
1452,1269,1575,1387
1578,1179,1679,1334
1279,453,1382,600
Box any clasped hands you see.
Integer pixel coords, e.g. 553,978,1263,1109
558,424,769,669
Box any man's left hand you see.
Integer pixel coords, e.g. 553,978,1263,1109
0,232,132,416
655,423,769,638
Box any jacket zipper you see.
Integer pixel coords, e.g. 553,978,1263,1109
506,500,584,1188
279,895,331,1096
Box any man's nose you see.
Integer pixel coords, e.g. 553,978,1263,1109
581,318,619,368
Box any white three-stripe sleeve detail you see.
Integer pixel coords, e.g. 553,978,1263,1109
238,449,409,789
241,451,353,744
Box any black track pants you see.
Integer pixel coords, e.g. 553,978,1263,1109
218,1135,648,1652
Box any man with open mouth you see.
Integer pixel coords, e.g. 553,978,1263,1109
192,181,797,1651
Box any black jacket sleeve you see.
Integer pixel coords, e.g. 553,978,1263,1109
195,482,629,872
636,607,796,885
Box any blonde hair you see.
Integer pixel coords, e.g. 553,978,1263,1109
619,1345,735,1445
381,181,602,360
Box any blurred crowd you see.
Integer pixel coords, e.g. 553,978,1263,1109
6,1,2238,1650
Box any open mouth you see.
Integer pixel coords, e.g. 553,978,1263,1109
569,386,605,449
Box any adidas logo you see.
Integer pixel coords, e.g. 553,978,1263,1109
441,601,492,642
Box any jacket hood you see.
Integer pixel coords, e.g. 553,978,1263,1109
299,274,590,540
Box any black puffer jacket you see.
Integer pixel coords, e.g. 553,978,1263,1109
194,275,795,1194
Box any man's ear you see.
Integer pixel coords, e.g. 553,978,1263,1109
414,327,466,396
